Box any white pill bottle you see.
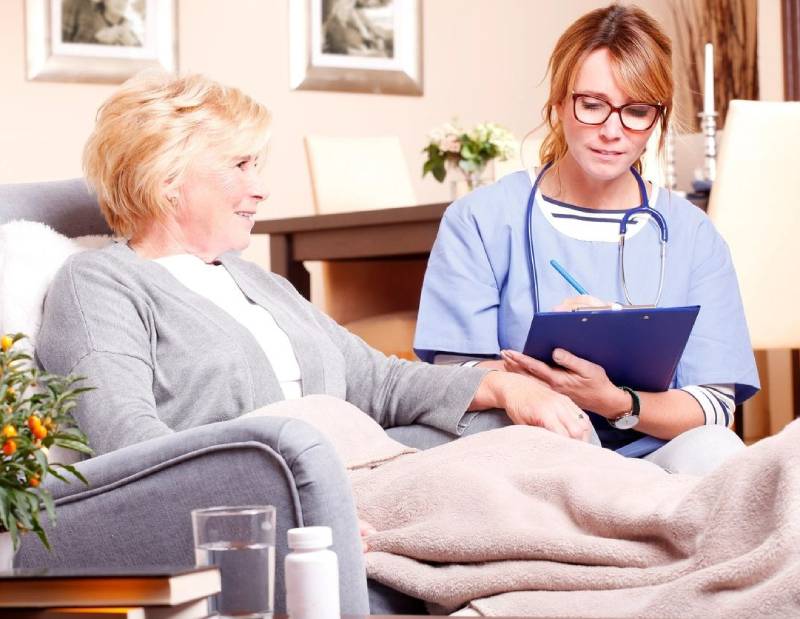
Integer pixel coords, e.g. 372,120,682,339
285,526,340,619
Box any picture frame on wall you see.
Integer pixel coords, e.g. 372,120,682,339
290,0,423,96
25,0,177,84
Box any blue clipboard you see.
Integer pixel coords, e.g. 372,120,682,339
522,306,700,392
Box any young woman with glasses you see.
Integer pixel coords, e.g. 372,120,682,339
414,4,759,475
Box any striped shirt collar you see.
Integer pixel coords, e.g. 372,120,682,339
529,170,660,243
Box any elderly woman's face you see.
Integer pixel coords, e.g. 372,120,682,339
171,153,266,260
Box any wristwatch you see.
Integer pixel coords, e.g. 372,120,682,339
609,386,640,430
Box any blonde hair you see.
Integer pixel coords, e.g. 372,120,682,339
539,4,673,172
83,72,272,237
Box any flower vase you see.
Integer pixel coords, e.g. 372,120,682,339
0,531,14,570
450,165,490,200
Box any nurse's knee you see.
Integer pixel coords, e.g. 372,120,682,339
691,424,744,454
646,425,745,475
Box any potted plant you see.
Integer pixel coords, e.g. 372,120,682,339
0,333,92,568
422,121,518,193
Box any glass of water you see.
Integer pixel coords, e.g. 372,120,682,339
192,505,276,618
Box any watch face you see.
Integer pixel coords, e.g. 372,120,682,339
613,414,640,430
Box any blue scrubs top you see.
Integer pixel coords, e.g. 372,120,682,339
414,171,759,443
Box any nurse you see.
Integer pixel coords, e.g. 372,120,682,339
414,4,759,475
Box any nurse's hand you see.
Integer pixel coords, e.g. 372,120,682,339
500,348,628,418
553,295,608,312
472,371,593,441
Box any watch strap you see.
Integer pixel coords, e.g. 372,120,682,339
618,386,640,418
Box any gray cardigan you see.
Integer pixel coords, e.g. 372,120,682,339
37,243,487,455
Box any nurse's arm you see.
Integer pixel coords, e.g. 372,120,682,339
603,387,705,439
502,348,705,440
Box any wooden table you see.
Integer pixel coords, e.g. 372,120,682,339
252,203,447,300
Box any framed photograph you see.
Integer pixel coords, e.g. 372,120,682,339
25,0,177,84
290,0,422,96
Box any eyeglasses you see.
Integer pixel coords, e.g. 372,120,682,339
572,93,663,131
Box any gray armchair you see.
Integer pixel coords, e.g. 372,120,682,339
0,179,513,615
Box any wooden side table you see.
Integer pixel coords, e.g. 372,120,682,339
252,203,447,300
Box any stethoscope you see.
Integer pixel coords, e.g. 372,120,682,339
525,162,668,313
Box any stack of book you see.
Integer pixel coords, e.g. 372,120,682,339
0,565,221,619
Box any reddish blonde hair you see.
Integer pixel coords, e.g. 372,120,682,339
539,4,673,172
84,72,271,238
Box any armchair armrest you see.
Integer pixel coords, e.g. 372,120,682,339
16,416,369,615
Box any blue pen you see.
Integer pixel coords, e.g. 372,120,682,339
549,259,589,295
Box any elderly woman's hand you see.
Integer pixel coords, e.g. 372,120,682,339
471,371,593,441
501,348,629,419
358,518,376,553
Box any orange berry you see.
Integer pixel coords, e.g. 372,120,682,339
1,425,17,438
3,439,17,456
27,416,41,430
0,336,12,352
29,476,40,488
32,425,47,440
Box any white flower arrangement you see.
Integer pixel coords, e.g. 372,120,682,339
423,121,518,189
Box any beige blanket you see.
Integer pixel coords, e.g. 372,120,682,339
247,397,800,617
352,421,800,617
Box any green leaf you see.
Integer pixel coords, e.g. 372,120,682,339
39,490,56,524
52,438,93,455
52,464,88,485
7,515,19,550
0,488,10,532
432,161,447,183
33,449,48,475
31,522,51,551
45,467,69,483
10,495,34,530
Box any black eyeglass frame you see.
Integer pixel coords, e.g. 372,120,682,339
571,92,664,131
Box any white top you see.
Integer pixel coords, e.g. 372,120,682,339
535,181,659,242
528,170,659,243
154,254,303,400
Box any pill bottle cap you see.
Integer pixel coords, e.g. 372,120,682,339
288,526,333,550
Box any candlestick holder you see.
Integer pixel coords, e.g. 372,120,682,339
698,111,718,182
664,125,677,191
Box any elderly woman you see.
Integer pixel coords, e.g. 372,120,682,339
36,72,594,459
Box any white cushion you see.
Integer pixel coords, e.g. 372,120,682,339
0,220,113,349
0,220,114,465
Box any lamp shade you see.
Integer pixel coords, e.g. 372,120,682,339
707,100,800,349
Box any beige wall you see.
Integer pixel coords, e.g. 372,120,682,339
3,0,676,217
2,1,783,208
758,0,784,100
